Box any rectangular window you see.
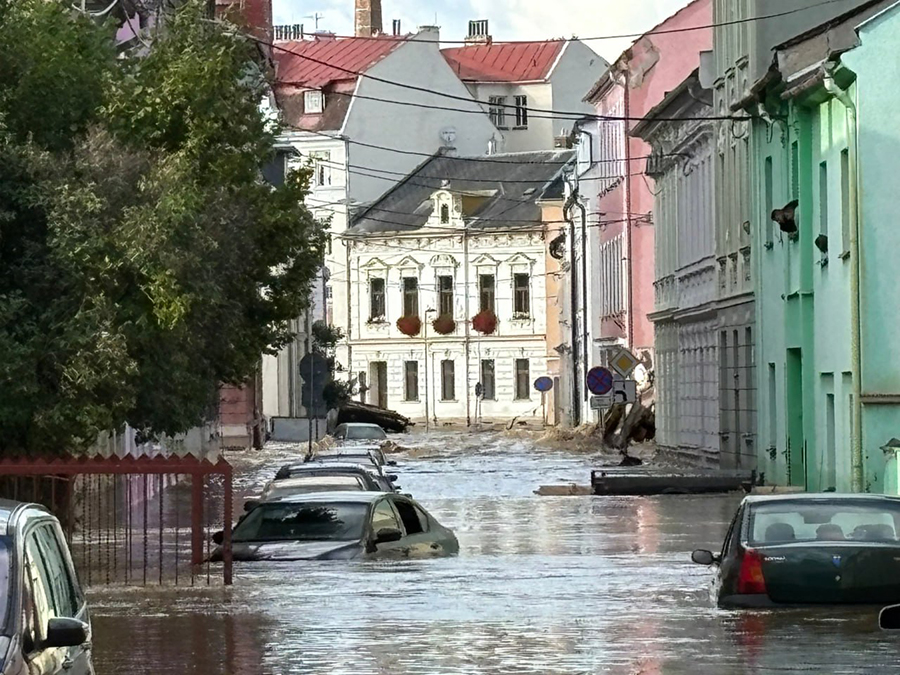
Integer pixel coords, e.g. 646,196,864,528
441,360,455,401
841,148,850,254
404,361,418,401
480,359,495,400
369,278,385,320
438,275,454,317
764,156,774,245
479,274,495,312
488,96,507,129
402,277,419,317
304,90,324,114
513,273,530,316
819,161,828,237
514,95,528,128
310,150,331,187
515,358,529,400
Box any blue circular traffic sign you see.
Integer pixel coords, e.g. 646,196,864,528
587,367,614,395
534,376,553,392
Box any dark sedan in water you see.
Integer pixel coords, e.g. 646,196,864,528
218,492,458,562
693,494,900,608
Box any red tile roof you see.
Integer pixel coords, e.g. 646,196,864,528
275,35,409,89
441,41,566,83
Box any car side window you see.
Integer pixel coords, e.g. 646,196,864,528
36,525,79,617
413,505,431,533
21,564,38,654
371,500,403,535
393,500,425,535
24,533,55,648
721,507,742,558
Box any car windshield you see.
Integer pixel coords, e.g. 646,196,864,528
346,426,386,440
749,499,900,545
233,502,369,542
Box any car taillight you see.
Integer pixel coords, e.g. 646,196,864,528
737,548,767,595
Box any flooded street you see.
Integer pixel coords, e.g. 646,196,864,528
89,432,900,674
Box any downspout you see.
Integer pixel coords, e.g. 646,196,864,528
344,139,353,390
623,75,635,350
564,193,582,426
824,69,863,492
575,197,589,401
463,227,472,427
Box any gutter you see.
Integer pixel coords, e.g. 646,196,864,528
823,67,864,492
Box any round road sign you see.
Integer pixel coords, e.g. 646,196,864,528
534,376,553,392
586,367,614,395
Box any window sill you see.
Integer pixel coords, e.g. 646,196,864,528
512,126,528,131
439,400,459,403
511,314,531,322
367,318,388,325
403,399,420,403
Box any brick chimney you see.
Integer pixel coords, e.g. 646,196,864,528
355,0,383,37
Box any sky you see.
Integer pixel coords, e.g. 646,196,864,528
271,0,693,61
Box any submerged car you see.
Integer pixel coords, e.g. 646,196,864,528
273,462,397,492
218,492,458,562
333,423,387,444
307,448,387,469
693,494,900,608
0,500,94,675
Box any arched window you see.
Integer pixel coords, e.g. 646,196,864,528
440,203,450,224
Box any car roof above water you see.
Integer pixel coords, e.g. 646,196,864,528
743,493,900,505
0,500,52,537
261,490,394,505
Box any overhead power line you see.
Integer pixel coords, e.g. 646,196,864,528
272,0,848,45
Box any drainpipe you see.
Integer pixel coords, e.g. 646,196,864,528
824,69,863,492
575,197,589,400
622,74,635,351
564,193,582,426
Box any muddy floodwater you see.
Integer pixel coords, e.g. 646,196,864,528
88,432,900,674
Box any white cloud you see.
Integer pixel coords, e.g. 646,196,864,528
272,0,693,59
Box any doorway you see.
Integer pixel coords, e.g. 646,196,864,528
370,361,388,409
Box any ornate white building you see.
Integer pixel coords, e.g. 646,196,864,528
345,150,573,424
633,69,719,464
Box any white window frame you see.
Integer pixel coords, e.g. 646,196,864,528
309,150,331,187
304,90,324,114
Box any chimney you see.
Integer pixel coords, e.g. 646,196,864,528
355,0,383,37
465,19,492,45
392,19,401,36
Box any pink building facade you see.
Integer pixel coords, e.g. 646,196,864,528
573,0,711,422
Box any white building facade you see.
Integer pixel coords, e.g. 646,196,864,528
633,71,719,465
346,151,572,424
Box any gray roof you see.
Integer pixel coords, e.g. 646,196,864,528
348,150,574,235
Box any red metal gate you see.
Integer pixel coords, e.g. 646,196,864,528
0,455,233,585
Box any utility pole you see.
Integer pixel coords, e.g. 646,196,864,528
565,188,582,427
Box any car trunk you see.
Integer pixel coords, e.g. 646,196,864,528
760,544,900,604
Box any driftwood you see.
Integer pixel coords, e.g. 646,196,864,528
336,401,413,433
603,401,656,453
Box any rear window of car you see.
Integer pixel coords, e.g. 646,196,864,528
749,499,900,545
263,476,365,499
347,426,386,440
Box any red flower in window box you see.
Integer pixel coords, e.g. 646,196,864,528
472,310,498,335
432,313,456,335
396,315,421,337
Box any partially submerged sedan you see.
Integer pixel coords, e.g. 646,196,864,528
693,494,900,607
274,462,397,492
333,423,387,444
219,492,458,562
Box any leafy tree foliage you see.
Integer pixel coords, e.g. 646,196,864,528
0,0,325,454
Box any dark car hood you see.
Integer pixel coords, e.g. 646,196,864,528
229,539,363,561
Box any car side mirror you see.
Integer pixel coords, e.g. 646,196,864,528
374,527,403,545
387,474,399,482
212,530,224,545
43,618,89,649
880,605,900,630
244,500,260,513
691,549,717,566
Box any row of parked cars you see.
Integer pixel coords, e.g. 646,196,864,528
218,423,459,562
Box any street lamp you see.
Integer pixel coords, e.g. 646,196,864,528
424,308,436,433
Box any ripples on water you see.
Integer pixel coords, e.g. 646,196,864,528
89,432,900,674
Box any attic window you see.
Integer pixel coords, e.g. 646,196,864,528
440,204,450,223
305,90,324,114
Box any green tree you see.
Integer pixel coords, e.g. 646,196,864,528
0,0,326,454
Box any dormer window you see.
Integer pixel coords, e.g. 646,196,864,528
440,203,450,224
304,90,324,114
